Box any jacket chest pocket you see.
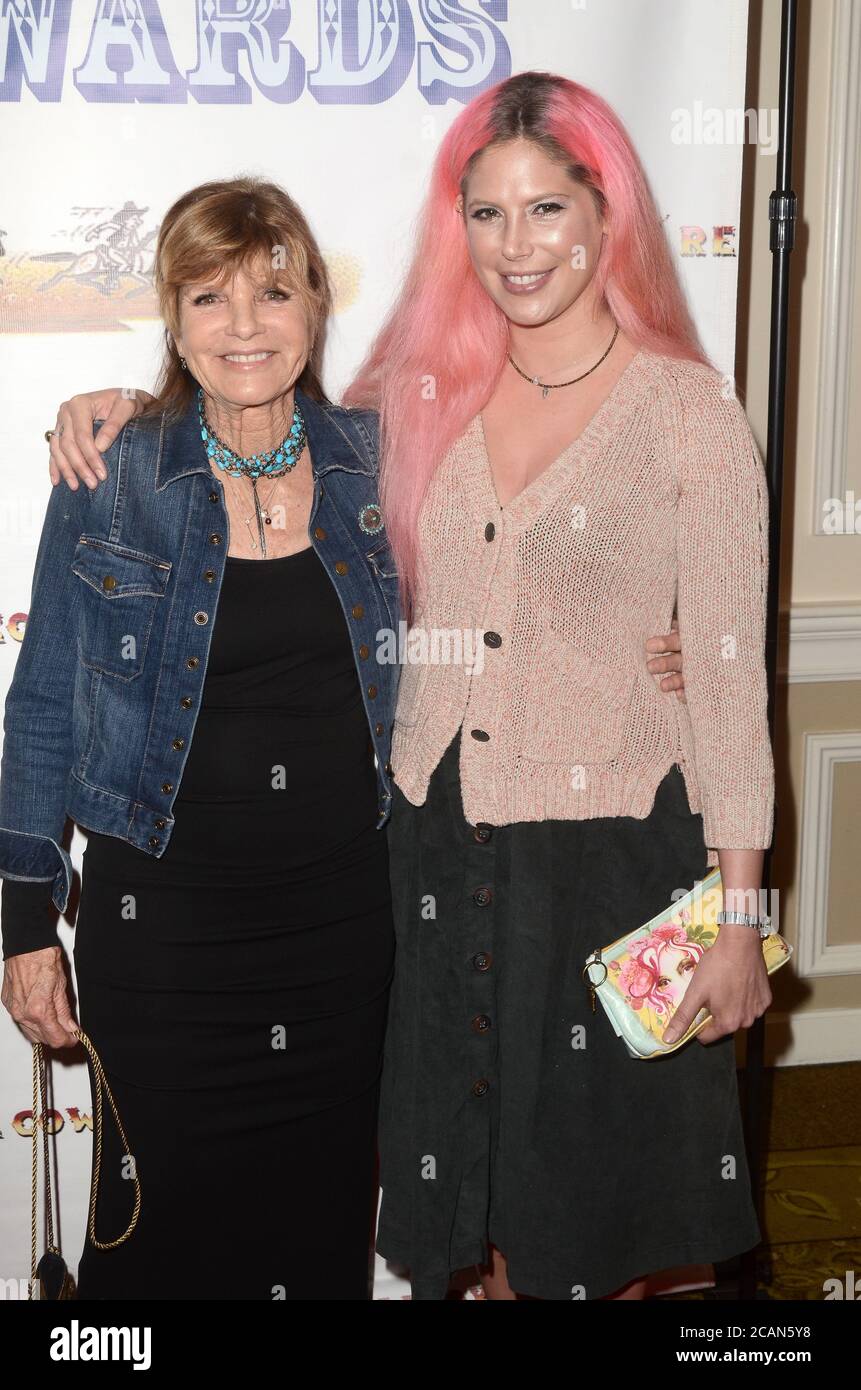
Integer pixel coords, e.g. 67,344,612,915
71,537,172,681
521,632,636,766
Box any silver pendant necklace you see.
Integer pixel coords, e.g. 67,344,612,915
243,473,284,556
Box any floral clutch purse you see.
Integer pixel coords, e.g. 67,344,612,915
581,869,792,1060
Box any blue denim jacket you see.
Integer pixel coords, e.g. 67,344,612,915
0,386,398,917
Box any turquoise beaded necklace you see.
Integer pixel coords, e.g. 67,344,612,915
197,387,307,556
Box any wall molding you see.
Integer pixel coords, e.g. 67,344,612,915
795,731,861,979
812,0,861,534
781,603,861,681
761,1007,861,1066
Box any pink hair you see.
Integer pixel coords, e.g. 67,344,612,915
342,71,712,618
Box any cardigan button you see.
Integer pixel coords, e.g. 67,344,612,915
485,523,495,542
473,886,493,907
472,951,492,972
471,1079,490,1097
471,1014,492,1033
470,728,490,742
473,823,492,843
483,631,502,648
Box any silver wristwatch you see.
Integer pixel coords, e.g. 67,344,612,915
716,910,775,939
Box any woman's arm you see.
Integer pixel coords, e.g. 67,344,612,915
48,387,150,489
0,474,95,1047
659,367,775,1045
0,462,91,916
670,368,774,851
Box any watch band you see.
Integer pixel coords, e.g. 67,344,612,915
716,909,775,938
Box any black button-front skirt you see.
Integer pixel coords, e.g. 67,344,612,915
376,727,761,1300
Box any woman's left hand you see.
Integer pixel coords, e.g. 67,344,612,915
662,926,772,1046
645,617,686,702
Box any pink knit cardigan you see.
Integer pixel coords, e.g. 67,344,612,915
389,348,775,867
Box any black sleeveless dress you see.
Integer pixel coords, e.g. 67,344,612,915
72,546,395,1300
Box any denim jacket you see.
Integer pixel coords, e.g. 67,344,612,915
0,385,398,918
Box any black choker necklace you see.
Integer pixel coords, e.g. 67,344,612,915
507,325,620,398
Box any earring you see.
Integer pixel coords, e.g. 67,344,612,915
179,356,187,370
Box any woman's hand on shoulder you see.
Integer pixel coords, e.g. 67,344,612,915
49,387,153,491
1,946,80,1049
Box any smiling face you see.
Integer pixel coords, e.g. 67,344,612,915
457,137,607,328
174,252,312,411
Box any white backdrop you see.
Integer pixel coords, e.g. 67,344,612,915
0,0,753,1300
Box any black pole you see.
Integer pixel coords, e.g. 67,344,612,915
739,0,798,1301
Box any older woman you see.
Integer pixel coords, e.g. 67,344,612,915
0,177,399,1300
31,143,697,1302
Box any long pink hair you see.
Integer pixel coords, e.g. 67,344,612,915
343,71,711,618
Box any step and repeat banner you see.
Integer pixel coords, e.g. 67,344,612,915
0,0,752,1300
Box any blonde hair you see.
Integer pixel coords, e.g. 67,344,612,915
141,175,332,419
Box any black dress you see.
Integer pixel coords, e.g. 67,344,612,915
376,727,761,1300
64,546,395,1299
